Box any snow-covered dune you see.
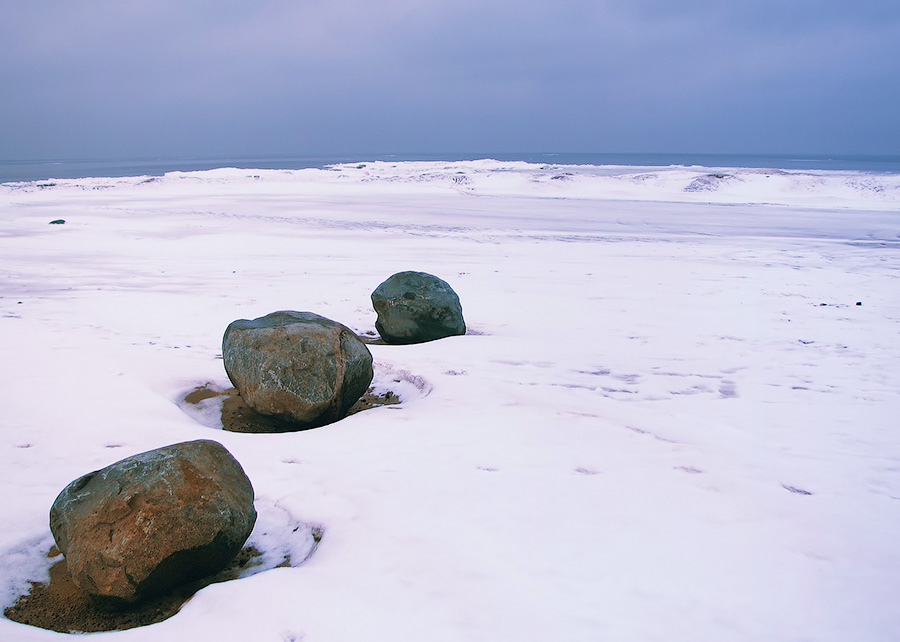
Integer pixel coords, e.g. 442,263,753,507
1,162,898,641
6,158,900,209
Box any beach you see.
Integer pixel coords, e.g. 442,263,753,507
1,160,898,641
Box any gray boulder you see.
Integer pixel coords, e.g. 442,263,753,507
223,311,373,429
49,439,256,609
371,271,466,344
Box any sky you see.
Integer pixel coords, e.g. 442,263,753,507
2,0,899,159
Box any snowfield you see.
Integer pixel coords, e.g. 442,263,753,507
1,160,899,641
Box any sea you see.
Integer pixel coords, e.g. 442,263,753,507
2,153,899,184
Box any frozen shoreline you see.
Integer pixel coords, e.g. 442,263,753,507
1,164,898,640
4,153,900,184
4,159,900,212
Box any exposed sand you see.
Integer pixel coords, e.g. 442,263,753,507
4,545,268,633
183,382,401,433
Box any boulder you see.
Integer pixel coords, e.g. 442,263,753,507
49,440,256,609
371,271,466,344
222,311,373,429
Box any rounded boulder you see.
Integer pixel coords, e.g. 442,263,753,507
49,439,257,609
371,271,466,344
222,310,374,429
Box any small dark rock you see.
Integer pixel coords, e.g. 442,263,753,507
49,440,256,609
223,311,374,429
782,484,814,496
371,271,466,344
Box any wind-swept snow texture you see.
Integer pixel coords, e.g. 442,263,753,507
1,160,899,641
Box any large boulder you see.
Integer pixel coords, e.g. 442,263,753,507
49,440,256,609
371,271,466,344
223,311,373,429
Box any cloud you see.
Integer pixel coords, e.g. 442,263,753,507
2,0,898,156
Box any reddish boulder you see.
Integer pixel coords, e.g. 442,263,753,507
49,440,256,608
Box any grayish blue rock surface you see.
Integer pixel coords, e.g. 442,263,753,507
371,271,466,344
223,310,374,429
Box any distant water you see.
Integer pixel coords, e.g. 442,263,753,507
2,153,900,184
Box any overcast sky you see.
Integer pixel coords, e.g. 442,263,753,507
2,0,898,159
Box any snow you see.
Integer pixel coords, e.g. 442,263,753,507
1,160,899,641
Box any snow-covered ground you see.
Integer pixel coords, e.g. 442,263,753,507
1,160,899,641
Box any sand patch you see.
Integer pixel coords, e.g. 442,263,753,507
177,362,429,433
179,383,401,433
5,545,262,633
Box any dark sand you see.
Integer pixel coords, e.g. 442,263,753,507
183,382,401,433
4,545,269,633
